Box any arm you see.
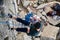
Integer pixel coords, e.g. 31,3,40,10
27,27,30,33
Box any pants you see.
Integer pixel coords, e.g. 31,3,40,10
11,28,27,33
16,18,30,26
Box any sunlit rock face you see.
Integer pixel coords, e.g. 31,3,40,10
56,28,60,40
0,0,60,40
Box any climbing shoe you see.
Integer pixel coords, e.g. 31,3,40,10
8,14,12,18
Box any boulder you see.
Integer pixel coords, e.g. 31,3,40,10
41,24,59,40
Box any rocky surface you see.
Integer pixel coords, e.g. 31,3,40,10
0,0,60,40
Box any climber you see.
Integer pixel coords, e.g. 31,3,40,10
44,6,60,27
44,6,60,19
51,3,60,16
8,13,43,36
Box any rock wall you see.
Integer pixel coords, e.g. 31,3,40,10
0,0,60,40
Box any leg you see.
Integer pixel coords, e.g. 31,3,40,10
11,28,27,33
16,18,30,26
8,14,30,26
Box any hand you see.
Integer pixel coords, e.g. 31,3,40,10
36,29,40,32
44,22,48,26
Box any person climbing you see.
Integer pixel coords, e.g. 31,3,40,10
8,13,43,36
44,6,60,19
51,3,60,16
44,6,60,27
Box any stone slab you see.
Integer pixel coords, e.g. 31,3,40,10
41,24,59,40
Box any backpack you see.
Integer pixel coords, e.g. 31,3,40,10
28,21,43,36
